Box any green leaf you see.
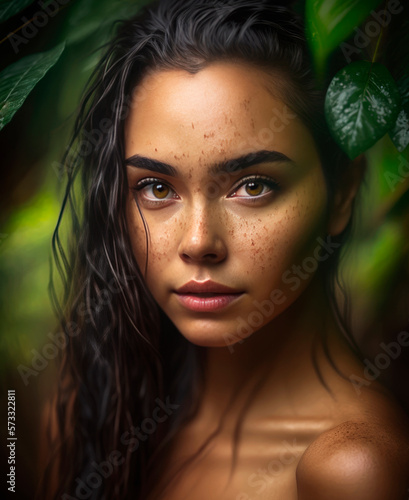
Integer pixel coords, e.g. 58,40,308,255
0,43,65,131
325,61,401,159
0,0,36,23
306,0,382,75
389,70,409,152
61,0,141,46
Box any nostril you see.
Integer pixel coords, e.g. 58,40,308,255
181,252,220,262
178,230,228,264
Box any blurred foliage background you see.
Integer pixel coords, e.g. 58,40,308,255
0,0,408,498
0,1,149,497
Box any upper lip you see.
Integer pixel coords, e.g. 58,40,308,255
175,280,243,295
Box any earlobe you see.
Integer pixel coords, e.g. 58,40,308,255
326,154,366,236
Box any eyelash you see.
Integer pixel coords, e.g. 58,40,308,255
132,174,280,205
132,177,179,206
229,175,280,199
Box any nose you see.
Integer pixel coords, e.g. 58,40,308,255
178,204,227,264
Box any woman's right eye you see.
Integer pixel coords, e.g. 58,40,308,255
133,178,179,204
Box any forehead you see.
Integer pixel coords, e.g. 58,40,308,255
124,62,319,169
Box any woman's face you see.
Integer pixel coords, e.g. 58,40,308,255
125,63,328,347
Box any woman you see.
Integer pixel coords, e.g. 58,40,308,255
46,0,409,499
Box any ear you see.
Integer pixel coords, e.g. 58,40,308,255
326,154,366,237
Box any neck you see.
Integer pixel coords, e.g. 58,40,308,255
197,272,350,425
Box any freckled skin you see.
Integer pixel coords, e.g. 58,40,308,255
125,63,328,347
124,63,409,500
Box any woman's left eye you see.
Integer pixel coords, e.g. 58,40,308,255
230,177,279,198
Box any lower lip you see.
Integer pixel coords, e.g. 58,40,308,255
175,293,243,312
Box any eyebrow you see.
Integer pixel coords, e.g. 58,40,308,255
124,150,294,177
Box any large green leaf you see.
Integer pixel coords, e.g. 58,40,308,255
325,61,401,159
389,69,409,152
0,43,65,131
306,0,382,75
0,0,36,23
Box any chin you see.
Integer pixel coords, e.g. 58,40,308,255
174,322,249,349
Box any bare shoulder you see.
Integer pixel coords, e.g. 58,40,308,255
296,419,409,500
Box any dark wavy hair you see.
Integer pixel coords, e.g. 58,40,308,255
43,0,363,498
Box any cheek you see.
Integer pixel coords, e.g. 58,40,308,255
126,199,182,280
237,181,327,284
147,231,177,269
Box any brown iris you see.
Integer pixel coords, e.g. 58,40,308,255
152,183,170,199
245,182,263,196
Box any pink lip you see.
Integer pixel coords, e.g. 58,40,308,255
174,280,244,312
